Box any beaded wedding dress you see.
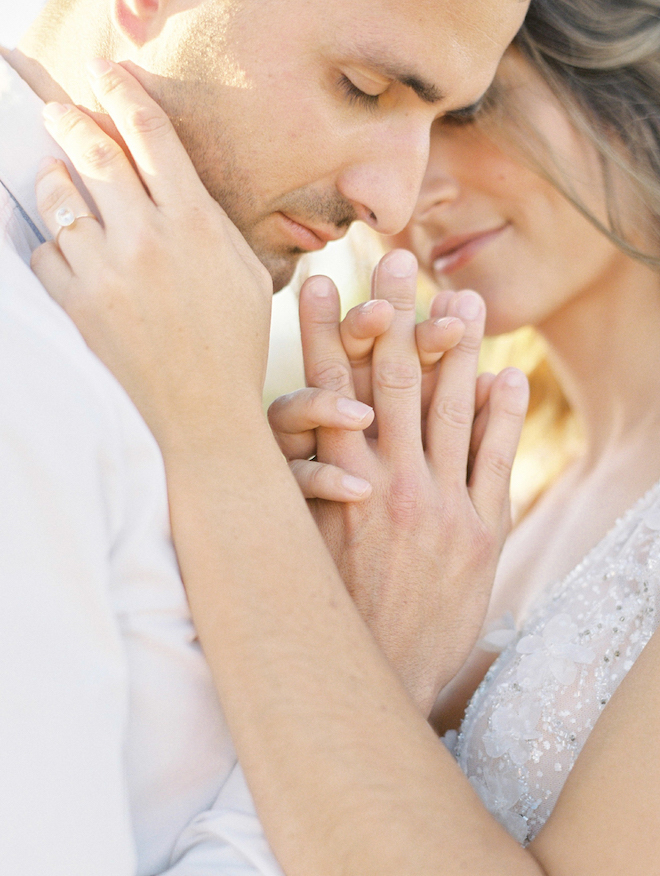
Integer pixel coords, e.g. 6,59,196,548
446,480,660,845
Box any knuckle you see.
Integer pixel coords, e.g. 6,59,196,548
38,182,74,216
125,104,172,137
499,386,529,419
180,202,215,236
296,390,324,424
387,470,425,527
307,462,330,494
501,400,527,422
80,138,123,172
308,360,352,393
56,107,87,138
381,290,416,312
482,448,513,482
268,389,307,425
457,330,483,356
468,526,498,568
124,223,160,262
289,459,326,497
433,394,473,429
267,392,291,422
99,70,128,99
288,458,307,480
373,357,419,392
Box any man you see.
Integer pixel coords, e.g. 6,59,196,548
0,0,527,873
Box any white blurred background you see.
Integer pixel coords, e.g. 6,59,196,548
0,1,38,47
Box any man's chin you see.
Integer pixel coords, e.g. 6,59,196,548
257,249,304,294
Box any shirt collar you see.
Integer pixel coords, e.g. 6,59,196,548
0,55,79,248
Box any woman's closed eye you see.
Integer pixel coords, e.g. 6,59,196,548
442,99,484,127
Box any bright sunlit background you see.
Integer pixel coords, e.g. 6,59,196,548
0,1,40,47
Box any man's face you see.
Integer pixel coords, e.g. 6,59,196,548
140,0,528,289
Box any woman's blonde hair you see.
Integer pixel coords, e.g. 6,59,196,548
512,0,660,267
478,1,660,512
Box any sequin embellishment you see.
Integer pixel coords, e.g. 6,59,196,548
452,479,660,844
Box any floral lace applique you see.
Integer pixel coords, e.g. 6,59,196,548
515,614,595,688
453,478,660,845
478,611,517,654
482,696,543,765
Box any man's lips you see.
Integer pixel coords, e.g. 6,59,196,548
277,212,347,251
431,225,508,277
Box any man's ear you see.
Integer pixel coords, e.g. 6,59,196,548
112,0,171,46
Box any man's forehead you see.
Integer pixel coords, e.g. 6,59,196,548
330,0,528,104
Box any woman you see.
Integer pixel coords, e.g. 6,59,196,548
29,0,660,873
274,0,660,843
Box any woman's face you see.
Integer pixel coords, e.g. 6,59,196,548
401,49,638,335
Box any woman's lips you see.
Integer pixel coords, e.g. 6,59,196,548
431,225,508,278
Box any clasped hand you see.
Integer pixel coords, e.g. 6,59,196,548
269,256,529,714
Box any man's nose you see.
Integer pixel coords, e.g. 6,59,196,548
336,126,432,236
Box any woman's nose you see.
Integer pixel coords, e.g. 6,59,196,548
412,162,460,221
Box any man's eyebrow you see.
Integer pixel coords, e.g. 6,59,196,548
352,50,446,105
398,74,445,105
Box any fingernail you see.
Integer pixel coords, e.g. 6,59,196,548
457,291,483,321
384,249,416,278
504,368,527,388
86,58,113,79
42,102,69,124
341,474,371,497
305,276,333,298
433,316,460,329
336,397,373,421
359,299,381,313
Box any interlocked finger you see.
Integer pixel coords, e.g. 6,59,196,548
415,315,465,369
467,372,497,480
289,458,372,502
469,367,529,528
299,275,369,469
426,289,486,480
370,249,423,462
300,276,355,395
268,387,373,460
339,298,394,406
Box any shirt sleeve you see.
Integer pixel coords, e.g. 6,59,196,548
167,763,285,876
0,265,138,875
0,244,282,876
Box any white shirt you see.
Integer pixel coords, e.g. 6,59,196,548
0,57,282,876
